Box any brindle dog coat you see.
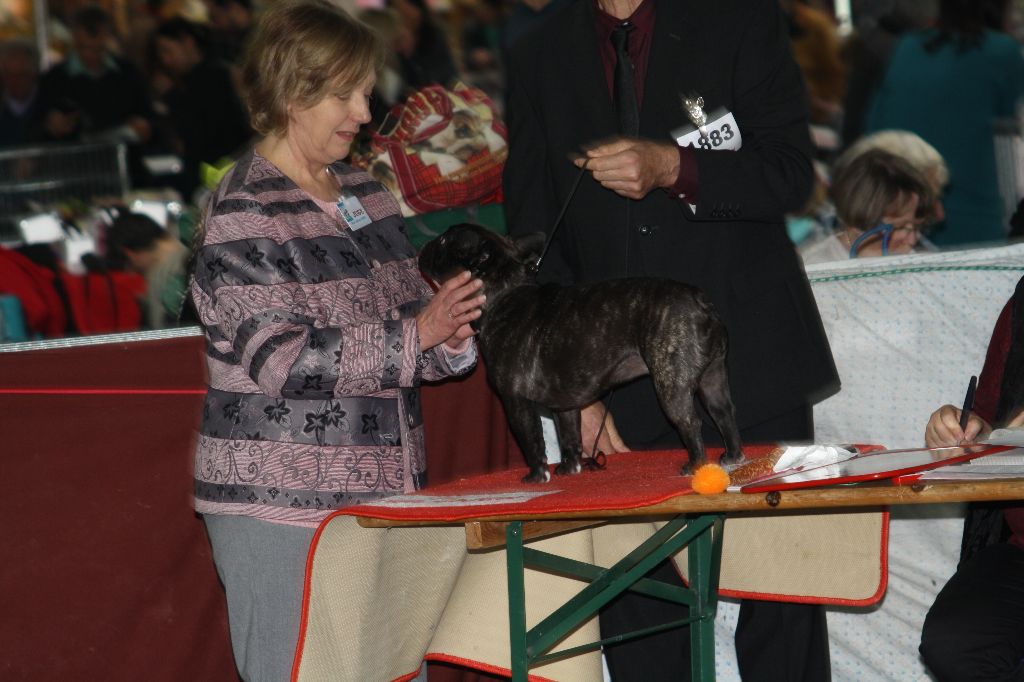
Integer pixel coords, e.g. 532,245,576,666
419,223,743,482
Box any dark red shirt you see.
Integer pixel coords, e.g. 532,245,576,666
973,298,1024,547
592,0,698,201
594,0,653,109
974,299,1011,426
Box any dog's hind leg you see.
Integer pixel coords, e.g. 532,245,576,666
552,409,583,476
697,354,743,465
652,374,707,474
502,396,551,483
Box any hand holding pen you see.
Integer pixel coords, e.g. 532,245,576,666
956,375,977,445
924,375,988,447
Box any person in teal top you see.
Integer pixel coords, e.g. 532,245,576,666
867,0,1024,247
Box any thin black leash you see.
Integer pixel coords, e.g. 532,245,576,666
529,160,590,273
582,388,614,471
527,157,610,470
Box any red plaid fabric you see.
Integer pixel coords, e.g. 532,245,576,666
352,83,507,216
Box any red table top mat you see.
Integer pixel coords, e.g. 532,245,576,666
340,445,779,522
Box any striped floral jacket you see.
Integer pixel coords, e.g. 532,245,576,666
191,150,475,526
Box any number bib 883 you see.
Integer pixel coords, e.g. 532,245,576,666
672,110,742,152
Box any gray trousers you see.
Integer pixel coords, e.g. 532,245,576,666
204,514,317,682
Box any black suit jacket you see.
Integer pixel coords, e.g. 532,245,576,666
503,0,839,444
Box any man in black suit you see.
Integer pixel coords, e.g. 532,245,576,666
503,0,839,680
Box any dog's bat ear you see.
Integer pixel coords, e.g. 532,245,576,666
513,232,547,261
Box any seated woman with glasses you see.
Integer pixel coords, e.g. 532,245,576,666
801,148,936,265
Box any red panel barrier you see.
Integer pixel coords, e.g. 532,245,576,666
0,334,238,682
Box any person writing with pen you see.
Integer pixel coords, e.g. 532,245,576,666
919,274,1024,682
925,380,1024,447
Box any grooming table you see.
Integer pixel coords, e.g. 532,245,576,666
294,446,1024,682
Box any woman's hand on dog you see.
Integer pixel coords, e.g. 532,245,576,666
417,270,485,351
581,402,630,456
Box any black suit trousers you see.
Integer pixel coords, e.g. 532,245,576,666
920,542,1024,682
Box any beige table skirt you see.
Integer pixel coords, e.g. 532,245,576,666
293,510,886,682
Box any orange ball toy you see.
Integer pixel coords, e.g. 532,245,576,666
690,462,730,495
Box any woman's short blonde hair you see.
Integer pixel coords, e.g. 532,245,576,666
241,0,383,137
837,130,950,191
831,148,935,231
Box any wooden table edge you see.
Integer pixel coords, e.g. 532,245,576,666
354,479,1024,530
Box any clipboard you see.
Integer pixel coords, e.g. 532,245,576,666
741,444,1017,493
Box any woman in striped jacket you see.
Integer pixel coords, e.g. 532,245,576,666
189,2,484,679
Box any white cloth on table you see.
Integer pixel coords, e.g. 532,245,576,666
710,245,1024,681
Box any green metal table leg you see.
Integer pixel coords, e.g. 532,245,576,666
506,521,528,682
503,513,726,680
689,515,724,682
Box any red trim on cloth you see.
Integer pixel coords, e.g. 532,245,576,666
424,653,557,682
290,523,550,682
289,447,717,680
715,512,890,606
290,516,334,682
291,445,890,679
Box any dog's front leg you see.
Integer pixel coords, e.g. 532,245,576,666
552,409,583,475
502,396,551,483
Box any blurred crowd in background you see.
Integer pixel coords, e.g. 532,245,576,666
0,0,522,200
2,0,1024,340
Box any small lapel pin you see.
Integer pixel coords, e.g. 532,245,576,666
682,92,709,140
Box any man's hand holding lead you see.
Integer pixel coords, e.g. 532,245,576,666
575,138,680,199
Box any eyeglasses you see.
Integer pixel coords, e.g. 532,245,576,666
847,221,923,258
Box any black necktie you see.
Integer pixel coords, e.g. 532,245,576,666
611,22,639,137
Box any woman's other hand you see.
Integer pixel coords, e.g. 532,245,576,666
1005,409,1024,429
416,270,485,350
924,404,991,447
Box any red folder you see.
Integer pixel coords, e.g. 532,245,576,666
741,444,1017,493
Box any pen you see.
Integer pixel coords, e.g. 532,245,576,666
959,375,978,437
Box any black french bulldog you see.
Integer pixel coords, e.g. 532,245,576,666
419,223,743,482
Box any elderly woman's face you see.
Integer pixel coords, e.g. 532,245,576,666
287,73,375,165
881,192,924,254
849,191,925,258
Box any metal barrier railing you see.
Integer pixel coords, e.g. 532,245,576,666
0,141,129,218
